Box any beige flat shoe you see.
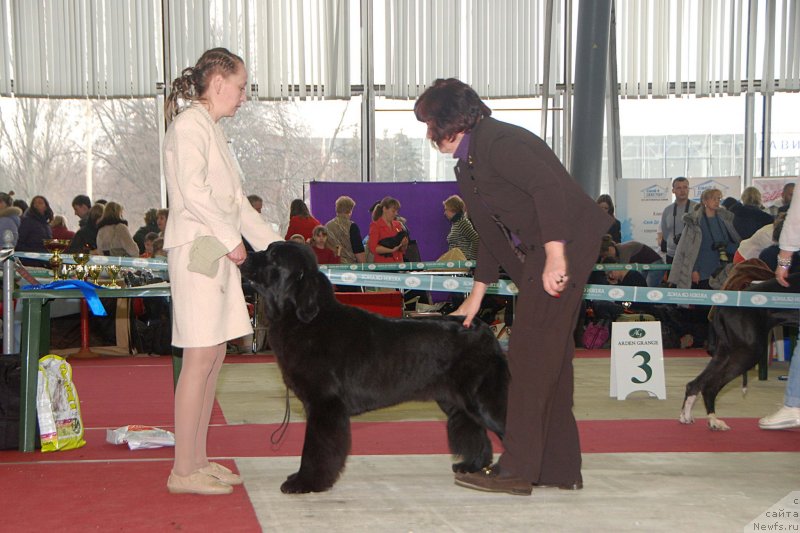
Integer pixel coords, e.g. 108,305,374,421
199,462,243,486
167,471,233,495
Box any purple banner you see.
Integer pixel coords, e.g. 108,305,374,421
308,181,460,261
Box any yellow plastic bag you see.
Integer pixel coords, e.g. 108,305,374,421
37,354,86,452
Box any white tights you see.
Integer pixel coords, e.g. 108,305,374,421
173,344,226,476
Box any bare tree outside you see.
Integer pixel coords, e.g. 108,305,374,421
0,98,85,224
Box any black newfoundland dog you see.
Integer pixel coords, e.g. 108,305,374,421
241,241,508,493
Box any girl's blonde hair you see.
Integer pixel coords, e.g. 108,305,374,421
165,47,244,123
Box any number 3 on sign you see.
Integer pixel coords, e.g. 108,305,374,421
631,351,653,384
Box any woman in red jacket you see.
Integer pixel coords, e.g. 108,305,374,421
284,199,320,241
368,197,408,263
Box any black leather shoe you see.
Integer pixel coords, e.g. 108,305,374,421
532,481,583,491
454,464,532,496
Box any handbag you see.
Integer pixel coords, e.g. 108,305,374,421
582,320,610,350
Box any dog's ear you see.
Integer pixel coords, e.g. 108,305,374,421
294,270,321,323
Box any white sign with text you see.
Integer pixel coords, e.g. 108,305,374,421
610,321,667,400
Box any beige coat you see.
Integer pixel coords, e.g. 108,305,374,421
162,104,281,347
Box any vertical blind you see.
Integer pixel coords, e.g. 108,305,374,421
616,0,800,98
383,0,557,99
0,0,797,99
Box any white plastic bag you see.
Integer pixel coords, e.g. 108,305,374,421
106,425,175,450
37,354,86,452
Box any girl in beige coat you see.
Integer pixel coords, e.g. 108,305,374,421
163,48,281,495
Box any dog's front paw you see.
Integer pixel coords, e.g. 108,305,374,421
280,473,331,494
679,412,694,424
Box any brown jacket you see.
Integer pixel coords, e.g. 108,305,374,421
455,117,611,285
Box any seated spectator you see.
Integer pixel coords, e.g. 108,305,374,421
368,197,408,263
0,192,22,246
590,257,650,322
310,225,340,265
49,215,75,241
325,196,366,264
67,203,103,253
598,234,664,287
284,199,321,241
729,187,773,240
71,194,92,228
151,237,166,258
443,195,479,261
16,195,54,259
597,194,622,243
96,202,139,257
141,232,159,258
133,208,160,254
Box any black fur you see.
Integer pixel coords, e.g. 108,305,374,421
241,241,508,493
680,273,800,429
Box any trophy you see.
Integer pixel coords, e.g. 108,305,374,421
105,264,121,288
72,250,92,281
87,264,103,285
43,239,71,280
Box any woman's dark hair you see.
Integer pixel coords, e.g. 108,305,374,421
143,208,158,226
165,47,244,123
414,78,492,147
596,194,615,216
289,199,312,218
27,195,54,223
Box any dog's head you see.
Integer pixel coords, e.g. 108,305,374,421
241,241,328,323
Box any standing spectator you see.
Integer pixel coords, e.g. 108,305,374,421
415,78,611,495
325,196,366,264
0,192,22,246
284,199,320,241
163,47,282,495
769,182,794,217
442,194,479,260
72,195,92,228
730,186,774,240
17,195,54,255
658,177,697,264
596,194,621,243
133,208,160,254
95,202,139,257
668,188,740,289
760,191,800,430
12,199,28,215
49,215,75,241
67,204,103,253
156,208,169,237
368,197,408,263
309,225,340,265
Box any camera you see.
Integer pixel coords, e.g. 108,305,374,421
713,242,730,263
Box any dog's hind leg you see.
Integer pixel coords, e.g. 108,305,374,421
281,397,350,494
700,350,758,431
437,400,493,474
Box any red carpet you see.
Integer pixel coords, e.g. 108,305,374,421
1,460,260,532
70,361,226,427
3,419,797,465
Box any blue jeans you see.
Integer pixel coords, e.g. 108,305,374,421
786,339,800,408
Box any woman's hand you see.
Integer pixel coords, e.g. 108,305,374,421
451,281,487,328
226,242,247,266
776,251,792,287
542,241,568,297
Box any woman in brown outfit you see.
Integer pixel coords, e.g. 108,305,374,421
415,78,611,496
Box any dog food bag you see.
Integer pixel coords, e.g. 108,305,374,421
106,425,175,450
36,354,86,452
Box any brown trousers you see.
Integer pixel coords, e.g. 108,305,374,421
497,237,599,485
